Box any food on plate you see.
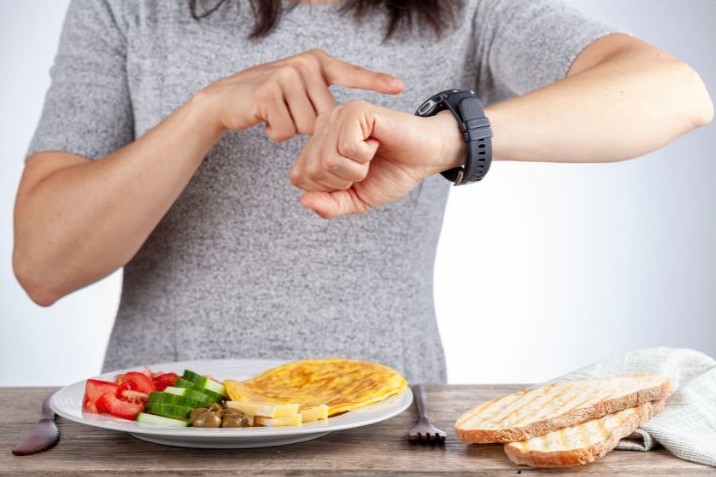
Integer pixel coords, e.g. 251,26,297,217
152,372,180,391
83,358,407,428
147,390,207,409
223,401,320,427
81,368,179,420
190,405,223,428
220,407,252,428
144,402,193,421
115,371,155,396
299,405,329,423
504,399,666,467
255,414,302,427
97,390,144,420
163,386,215,407
189,403,252,428
455,375,671,443
224,401,299,419
83,379,121,413
224,358,408,416
135,412,188,427
138,369,228,424
176,369,226,397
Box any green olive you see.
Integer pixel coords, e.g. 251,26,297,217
221,410,250,428
190,408,209,421
192,412,222,428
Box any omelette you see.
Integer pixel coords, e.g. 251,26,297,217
224,358,408,416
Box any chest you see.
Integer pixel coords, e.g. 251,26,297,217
122,3,477,135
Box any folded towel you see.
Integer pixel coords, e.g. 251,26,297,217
552,347,716,467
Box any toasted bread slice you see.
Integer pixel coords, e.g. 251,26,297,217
504,398,665,467
455,375,670,443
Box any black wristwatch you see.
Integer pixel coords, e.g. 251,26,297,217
415,89,492,186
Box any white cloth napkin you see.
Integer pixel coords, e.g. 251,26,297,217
552,347,716,467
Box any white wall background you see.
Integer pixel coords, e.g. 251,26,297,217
1,0,714,386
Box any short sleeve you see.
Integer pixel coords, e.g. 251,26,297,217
27,0,133,160
473,0,620,104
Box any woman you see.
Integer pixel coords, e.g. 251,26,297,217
13,0,712,382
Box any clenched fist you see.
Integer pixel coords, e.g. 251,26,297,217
290,100,465,218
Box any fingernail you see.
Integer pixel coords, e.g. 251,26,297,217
387,78,403,89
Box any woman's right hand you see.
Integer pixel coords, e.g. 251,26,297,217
201,49,404,142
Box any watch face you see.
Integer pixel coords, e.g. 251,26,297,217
416,98,440,116
415,89,464,116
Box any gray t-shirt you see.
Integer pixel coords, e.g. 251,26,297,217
28,0,614,383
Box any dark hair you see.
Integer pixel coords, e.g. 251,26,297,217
189,0,459,40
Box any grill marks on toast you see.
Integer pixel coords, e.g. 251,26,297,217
504,399,666,467
455,375,670,443
498,386,557,426
475,391,524,423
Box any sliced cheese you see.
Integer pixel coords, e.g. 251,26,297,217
225,401,299,418
300,405,329,423
255,413,302,427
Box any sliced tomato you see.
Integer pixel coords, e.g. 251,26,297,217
82,379,119,413
152,372,179,391
98,393,144,420
116,382,149,403
114,371,156,394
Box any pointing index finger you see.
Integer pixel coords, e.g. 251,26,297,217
319,53,404,95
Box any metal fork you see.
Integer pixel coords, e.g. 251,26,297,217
407,383,446,444
12,391,60,456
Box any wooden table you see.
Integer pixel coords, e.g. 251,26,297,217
1,385,712,476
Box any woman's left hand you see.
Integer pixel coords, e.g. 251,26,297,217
290,100,464,219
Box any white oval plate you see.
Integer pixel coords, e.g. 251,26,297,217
51,359,413,448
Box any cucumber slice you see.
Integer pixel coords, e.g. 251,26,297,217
136,412,188,427
174,377,197,389
182,369,204,384
181,371,227,397
175,378,223,403
196,376,226,396
195,386,224,402
145,402,192,421
162,387,214,407
147,391,205,409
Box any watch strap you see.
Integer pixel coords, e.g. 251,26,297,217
415,90,492,185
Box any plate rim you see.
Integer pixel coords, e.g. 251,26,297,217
51,358,413,440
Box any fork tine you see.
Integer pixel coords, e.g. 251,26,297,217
408,384,446,445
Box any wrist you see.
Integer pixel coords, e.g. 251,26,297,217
433,110,466,174
483,105,504,162
190,86,229,139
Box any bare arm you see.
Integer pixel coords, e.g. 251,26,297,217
290,34,714,218
13,50,404,306
13,95,220,307
487,34,714,163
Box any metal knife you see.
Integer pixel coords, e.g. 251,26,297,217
12,391,60,456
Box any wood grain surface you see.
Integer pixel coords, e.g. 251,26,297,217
1,385,712,476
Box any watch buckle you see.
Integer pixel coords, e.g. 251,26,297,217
454,169,465,186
